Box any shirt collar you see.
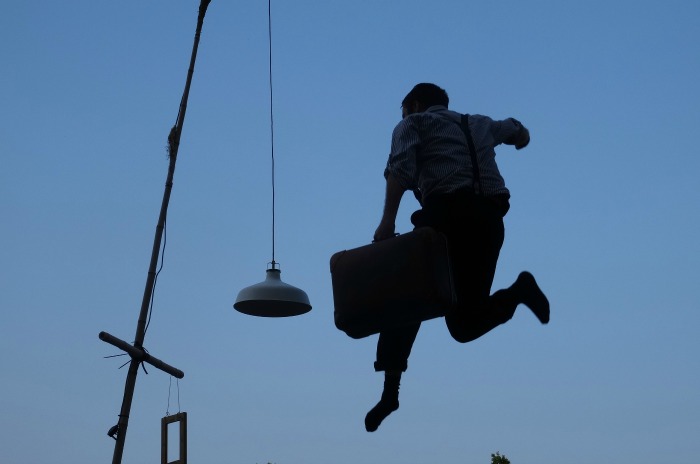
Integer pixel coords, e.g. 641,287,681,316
425,105,449,113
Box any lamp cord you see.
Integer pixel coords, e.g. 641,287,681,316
268,0,276,267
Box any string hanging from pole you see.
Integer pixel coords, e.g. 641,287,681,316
166,376,181,416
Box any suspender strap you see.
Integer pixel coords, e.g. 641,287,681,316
460,114,482,196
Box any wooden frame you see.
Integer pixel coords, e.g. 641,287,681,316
161,412,187,464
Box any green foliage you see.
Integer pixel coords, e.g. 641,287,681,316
491,451,511,464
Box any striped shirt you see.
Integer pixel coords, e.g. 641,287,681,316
384,105,526,201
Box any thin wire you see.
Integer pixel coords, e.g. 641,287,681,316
177,377,181,413
166,376,172,416
268,0,276,266
145,215,167,334
166,375,182,416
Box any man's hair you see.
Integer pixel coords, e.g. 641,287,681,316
402,83,449,109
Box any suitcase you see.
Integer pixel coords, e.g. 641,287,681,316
330,227,456,339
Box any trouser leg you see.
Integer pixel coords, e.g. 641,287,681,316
446,289,517,343
443,203,518,343
374,322,421,372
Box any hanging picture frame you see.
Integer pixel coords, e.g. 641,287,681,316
161,412,187,464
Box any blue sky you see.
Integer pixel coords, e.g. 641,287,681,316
1,1,699,463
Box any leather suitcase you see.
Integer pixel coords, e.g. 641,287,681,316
330,227,456,339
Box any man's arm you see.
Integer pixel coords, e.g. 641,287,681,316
374,173,407,242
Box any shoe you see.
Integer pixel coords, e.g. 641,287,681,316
514,271,549,324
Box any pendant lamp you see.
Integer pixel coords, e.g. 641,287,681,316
233,0,311,318
234,263,311,317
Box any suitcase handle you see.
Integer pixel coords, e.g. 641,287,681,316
371,232,400,243
331,232,401,273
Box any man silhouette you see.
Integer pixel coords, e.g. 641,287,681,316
366,83,550,432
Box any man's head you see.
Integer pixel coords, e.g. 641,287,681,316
401,83,449,118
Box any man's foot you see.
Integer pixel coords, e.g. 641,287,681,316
365,372,401,432
365,397,399,432
514,271,550,324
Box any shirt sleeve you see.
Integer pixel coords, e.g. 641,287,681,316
383,118,420,190
489,117,528,147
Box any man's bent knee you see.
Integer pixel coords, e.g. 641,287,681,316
446,320,483,344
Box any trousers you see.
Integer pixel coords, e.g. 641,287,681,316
374,190,516,372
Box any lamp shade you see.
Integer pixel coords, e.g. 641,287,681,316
234,268,312,317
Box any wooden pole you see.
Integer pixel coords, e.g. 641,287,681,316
100,2,212,463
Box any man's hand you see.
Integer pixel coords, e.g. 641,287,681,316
505,118,530,150
373,220,396,242
515,126,530,150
